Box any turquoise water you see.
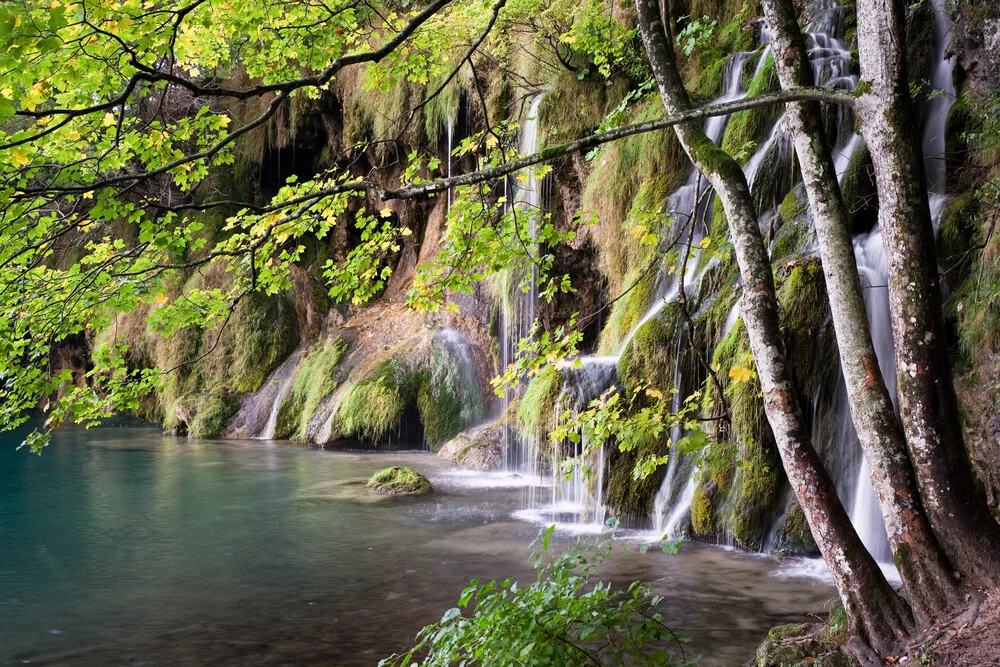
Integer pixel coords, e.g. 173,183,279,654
1,425,834,665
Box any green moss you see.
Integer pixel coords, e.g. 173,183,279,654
597,267,657,355
538,72,628,141
690,481,718,535
604,444,669,519
366,466,433,496
418,377,461,450
721,50,779,166
186,393,242,439
775,503,818,554
517,366,564,439
938,192,977,270
581,98,687,297
706,320,781,548
275,337,349,439
415,331,487,450
616,306,679,392
778,187,807,223
335,359,422,441
775,259,837,396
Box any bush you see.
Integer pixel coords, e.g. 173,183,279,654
380,525,693,667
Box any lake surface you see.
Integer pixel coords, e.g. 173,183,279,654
0,425,835,665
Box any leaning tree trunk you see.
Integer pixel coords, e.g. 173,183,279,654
854,0,1000,585
633,0,913,656
759,0,962,622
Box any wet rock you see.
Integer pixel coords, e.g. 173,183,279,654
753,622,857,667
366,467,433,496
438,424,506,471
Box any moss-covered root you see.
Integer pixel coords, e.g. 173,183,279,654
366,466,433,496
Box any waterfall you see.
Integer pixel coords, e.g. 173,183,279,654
499,94,546,479
822,0,955,567
646,47,766,536
257,351,304,440
446,104,455,214
922,0,956,199
433,327,485,430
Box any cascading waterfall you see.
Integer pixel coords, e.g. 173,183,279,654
499,94,547,487
256,351,304,439
516,47,756,534
922,0,956,213
649,48,761,536
806,0,954,568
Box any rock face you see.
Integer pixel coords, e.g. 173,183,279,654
438,424,507,471
366,467,433,496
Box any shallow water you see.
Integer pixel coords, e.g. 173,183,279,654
1,426,835,665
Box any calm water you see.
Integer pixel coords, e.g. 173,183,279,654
1,425,835,665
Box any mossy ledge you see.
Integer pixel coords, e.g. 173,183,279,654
366,467,433,496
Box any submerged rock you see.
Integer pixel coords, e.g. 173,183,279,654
366,467,433,496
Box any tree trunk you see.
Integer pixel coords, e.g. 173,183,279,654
759,0,962,622
633,0,913,655
854,0,1000,585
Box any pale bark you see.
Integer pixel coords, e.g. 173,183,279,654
759,0,961,621
633,0,912,654
854,0,1000,584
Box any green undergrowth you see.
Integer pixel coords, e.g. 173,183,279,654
598,268,658,355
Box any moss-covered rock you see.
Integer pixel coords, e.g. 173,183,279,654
335,359,423,442
690,479,719,535
517,366,564,439
721,50,780,166
773,503,819,555
275,337,350,440
755,606,857,666
366,467,433,496
616,305,680,393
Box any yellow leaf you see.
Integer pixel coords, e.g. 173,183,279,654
516,173,528,184
729,366,755,384
400,227,413,236
82,191,94,199
380,207,393,218
485,134,498,149
697,237,711,249
11,149,29,167
103,113,116,126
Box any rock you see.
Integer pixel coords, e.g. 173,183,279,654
438,423,506,471
753,622,857,667
366,467,433,496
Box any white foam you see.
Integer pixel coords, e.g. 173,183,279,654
772,557,901,586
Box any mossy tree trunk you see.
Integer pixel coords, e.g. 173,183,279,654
759,0,962,622
633,0,913,656
854,0,1000,586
